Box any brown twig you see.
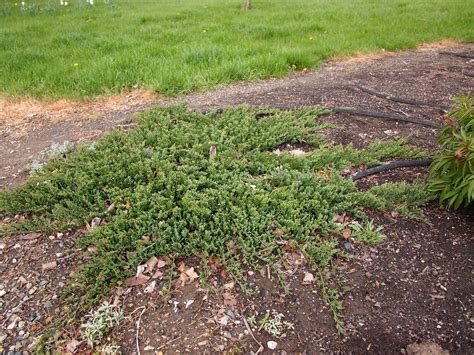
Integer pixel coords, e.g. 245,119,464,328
242,316,264,353
135,306,146,355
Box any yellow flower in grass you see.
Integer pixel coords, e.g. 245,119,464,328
73,63,79,67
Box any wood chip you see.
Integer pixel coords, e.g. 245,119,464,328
42,261,57,271
19,232,42,241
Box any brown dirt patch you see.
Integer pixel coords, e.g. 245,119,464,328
0,90,157,139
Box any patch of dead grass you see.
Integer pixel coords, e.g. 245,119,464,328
0,90,158,138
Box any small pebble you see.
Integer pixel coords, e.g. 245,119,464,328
343,242,354,251
267,340,278,350
0,290,6,297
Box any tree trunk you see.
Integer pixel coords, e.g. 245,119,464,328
244,0,252,10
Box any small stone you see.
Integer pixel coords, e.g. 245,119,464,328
18,321,25,329
0,290,6,297
218,315,229,326
267,341,278,350
0,242,6,250
343,242,354,251
7,321,16,330
302,272,315,284
0,333,7,342
223,331,232,339
39,280,48,286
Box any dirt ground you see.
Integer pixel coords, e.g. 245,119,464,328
0,42,473,353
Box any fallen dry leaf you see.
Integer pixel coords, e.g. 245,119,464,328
144,280,156,293
65,338,81,353
123,274,149,287
209,145,217,159
224,282,235,291
19,232,42,241
157,259,167,268
342,228,352,239
274,228,284,237
178,262,186,273
302,272,315,284
185,267,199,281
152,270,163,279
223,292,237,307
179,272,189,286
145,256,159,272
136,264,147,277
90,217,102,229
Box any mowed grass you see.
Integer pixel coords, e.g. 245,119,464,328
1,0,473,99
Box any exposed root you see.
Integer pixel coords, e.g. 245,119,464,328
351,159,433,181
356,82,449,111
328,107,441,128
439,51,474,59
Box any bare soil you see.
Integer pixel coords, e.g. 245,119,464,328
0,42,473,353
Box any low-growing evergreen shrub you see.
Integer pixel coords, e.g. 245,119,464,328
0,106,431,328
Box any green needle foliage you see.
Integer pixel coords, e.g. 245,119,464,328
429,95,473,209
0,106,431,322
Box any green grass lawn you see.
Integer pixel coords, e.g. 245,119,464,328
1,0,472,99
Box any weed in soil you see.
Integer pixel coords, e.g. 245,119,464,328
0,106,432,337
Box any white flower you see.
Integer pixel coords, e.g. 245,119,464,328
21,1,25,6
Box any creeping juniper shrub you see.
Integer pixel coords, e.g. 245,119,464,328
0,106,430,324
